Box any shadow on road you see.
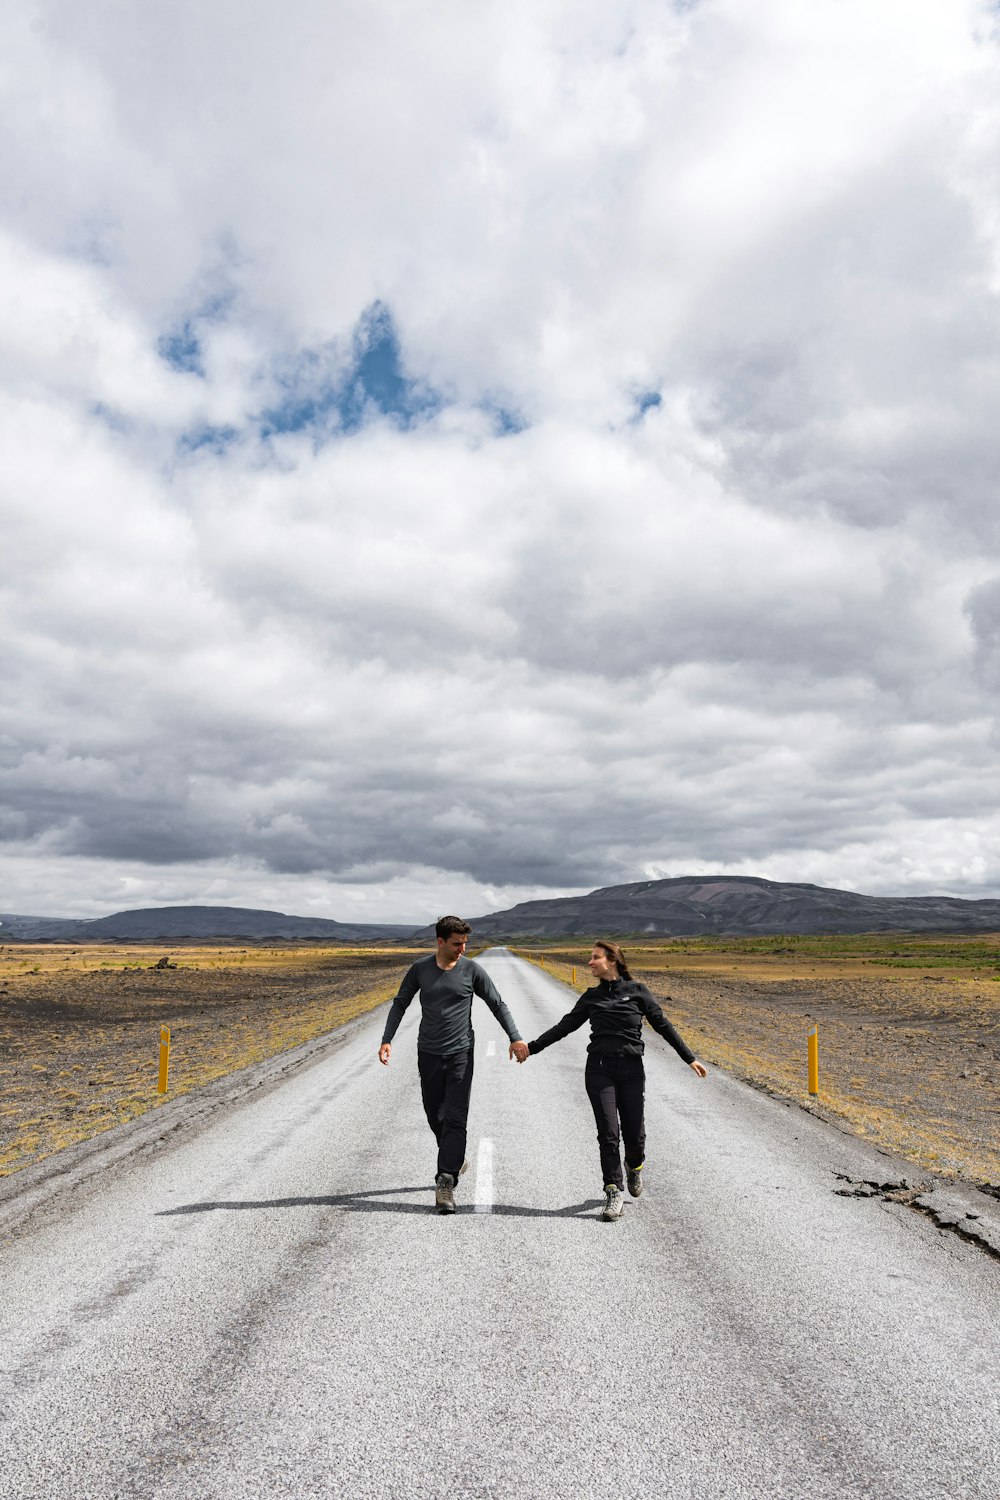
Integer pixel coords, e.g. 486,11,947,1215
156,1187,605,1219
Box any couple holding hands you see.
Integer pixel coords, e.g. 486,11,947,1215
378,915,707,1220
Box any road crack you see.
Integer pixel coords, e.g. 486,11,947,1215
832,1172,1000,1263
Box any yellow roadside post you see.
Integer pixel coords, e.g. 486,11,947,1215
807,1024,819,1097
158,1024,171,1094
571,966,577,986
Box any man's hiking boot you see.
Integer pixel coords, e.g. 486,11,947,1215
435,1173,456,1214
433,1160,468,1213
601,1184,625,1221
627,1163,645,1198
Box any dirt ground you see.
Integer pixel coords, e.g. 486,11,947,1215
524,944,1000,1190
0,944,416,1177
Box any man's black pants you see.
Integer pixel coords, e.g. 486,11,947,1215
417,1044,474,1180
585,1052,646,1191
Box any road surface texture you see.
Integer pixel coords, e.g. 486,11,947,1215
2,950,998,1500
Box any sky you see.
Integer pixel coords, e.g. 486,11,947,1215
4,0,1000,924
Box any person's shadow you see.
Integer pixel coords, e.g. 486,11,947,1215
156,1186,604,1219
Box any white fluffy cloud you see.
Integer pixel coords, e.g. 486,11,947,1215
3,0,1000,921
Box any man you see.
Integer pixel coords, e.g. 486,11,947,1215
379,915,528,1213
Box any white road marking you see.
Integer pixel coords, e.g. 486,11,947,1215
474,1138,494,1214
486,1038,497,1058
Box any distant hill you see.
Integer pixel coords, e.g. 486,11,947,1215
0,905,418,944
6,876,1000,946
430,875,1000,940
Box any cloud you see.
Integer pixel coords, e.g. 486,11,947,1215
3,0,1000,920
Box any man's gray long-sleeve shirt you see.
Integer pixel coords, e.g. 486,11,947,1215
380,955,522,1056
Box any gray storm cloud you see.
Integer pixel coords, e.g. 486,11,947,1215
2,0,1000,921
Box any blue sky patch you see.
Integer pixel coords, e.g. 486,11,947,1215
260,301,442,440
158,322,204,376
157,290,236,378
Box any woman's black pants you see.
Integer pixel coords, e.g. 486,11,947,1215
585,1052,646,1191
417,1044,474,1180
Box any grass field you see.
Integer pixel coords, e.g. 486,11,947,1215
515,933,1000,1189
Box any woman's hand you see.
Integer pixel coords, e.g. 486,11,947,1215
690,1059,707,1078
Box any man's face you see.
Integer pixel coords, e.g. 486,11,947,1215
438,932,469,963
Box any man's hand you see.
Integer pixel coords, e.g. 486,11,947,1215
509,1040,529,1063
690,1059,707,1078
379,1043,392,1066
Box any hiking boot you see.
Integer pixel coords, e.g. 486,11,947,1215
627,1163,645,1198
601,1184,624,1221
435,1172,456,1214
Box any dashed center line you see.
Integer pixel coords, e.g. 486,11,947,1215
486,1038,497,1058
474,1138,494,1214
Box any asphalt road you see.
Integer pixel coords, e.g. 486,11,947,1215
2,949,998,1500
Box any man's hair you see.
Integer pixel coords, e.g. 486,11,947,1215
594,939,633,980
436,915,472,941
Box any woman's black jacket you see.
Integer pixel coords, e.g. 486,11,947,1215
527,977,696,1062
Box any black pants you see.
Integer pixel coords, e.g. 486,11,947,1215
417,1045,474,1179
585,1052,646,1191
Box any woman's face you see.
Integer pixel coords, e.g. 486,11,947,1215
588,945,618,980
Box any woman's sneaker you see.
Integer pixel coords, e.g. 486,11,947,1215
627,1163,644,1198
601,1184,625,1221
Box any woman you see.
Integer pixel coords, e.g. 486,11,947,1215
520,940,707,1221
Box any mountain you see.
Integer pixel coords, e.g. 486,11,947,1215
0,905,418,944
6,875,1000,946
0,915,88,941
439,875,1000,940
